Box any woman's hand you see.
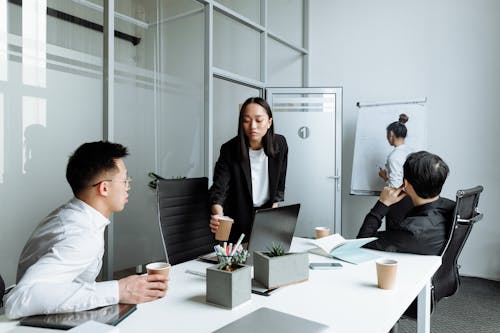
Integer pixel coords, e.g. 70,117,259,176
210,204,223,233
378,167,388,182
210,215,220,233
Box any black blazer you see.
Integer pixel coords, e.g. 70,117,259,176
209,134,288,243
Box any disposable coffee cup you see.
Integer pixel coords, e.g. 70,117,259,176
376,258,398,290
315,227,330,239
146,262,170,277
215,216,234,241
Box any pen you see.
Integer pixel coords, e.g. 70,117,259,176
228,243,233,256
185,269,206,278
231,233,245,256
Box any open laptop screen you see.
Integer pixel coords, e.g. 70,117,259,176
247,204,301,256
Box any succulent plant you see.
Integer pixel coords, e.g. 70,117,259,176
266,242,286,257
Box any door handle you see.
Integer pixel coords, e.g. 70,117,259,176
328,173,341,192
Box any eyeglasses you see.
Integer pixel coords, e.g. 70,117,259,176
92,176,132,190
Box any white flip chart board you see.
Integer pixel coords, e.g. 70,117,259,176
350,102,427,195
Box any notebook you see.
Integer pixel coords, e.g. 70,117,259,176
198,204,301,265
212,307,330,333
308,233,380,264
19,303,136,330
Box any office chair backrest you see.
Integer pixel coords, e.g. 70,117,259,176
157,177,216,265
0,274,5,308
402,186,484,321
432,185,484,303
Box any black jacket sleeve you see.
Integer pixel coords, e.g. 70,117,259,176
357,200,389,238
209,143,232,206
273,135,288,203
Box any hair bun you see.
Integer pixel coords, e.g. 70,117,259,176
398,113,409,124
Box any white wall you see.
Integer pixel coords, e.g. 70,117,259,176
309,0,500,280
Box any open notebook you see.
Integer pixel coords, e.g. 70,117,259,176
309,234,380,264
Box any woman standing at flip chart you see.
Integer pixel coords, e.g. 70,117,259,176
208,97,288,244
378,114,414,188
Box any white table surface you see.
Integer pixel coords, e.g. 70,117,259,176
0,237,440,333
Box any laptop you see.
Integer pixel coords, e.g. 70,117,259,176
19,304,137,330
246,203,300,264
212,307,330,333
199,204,300,265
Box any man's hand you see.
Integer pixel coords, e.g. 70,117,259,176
379,186,407,207
118,274,168,304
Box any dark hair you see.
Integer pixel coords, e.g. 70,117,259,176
403,151,449,199
66,141,129,196
387,113,409,138
237,97,276,160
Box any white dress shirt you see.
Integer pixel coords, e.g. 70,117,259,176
5,198,119,319
249,148,270,207
385,143,414,188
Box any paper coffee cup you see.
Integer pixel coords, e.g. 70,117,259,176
215,216,234,241
315,227,330,239
376,258,398,290
146,262,170,277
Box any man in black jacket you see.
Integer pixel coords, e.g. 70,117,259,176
357,151,455,255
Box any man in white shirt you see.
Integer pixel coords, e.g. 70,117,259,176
5,141,168,319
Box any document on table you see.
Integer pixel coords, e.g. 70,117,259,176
308,234,380,264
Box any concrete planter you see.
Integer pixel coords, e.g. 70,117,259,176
206,264,251,308
253,251,309,289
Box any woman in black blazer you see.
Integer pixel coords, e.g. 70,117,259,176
209,97,288,243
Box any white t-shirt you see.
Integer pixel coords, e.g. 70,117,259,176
249,148,270,207
386,143,414,187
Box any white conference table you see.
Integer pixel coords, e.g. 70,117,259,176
0,237,440,333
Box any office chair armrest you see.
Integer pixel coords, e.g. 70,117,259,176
457,212,483,225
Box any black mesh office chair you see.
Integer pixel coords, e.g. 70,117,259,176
391,186,484,332
157,177,216,265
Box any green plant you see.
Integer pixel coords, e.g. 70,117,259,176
266,242,286,257
217,250,250,272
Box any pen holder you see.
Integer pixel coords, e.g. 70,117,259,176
206,263,252,308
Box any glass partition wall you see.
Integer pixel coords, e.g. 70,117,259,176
112,0,205,272
0,0,104,285
0,0,307,283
